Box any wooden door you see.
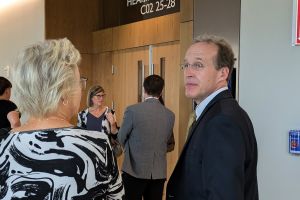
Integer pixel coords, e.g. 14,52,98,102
111,43,180,195
152,41,180,183
112,46,149,125
92,52,113,109
112,46,149,166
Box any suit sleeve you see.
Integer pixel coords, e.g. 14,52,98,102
117,108,133,147
167,132,175,152
167,113,175,152
202,115,246,200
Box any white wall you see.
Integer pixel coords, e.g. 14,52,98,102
240,0,300,199
0,0,44,123
0,0,45,77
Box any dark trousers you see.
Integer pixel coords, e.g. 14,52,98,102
122,172,165,200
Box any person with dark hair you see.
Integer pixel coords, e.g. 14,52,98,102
112,74,175,200
0,76,20,129
77,85,122,157
166,35,258,200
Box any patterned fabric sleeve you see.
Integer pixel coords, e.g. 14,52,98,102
77,108,88,129
95,131,124,199
77,112,82,127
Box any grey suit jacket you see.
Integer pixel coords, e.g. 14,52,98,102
118,98,175,179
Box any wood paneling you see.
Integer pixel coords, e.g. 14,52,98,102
46,0,103,125
152,41,180,180
180,21,194,57
113,13,180,50
78,54,93,109
110,43,181,190
112,47,149,123
92,52,113,107
180,0,194,22
70,53,93,125
45,0,102,53
93,13,180,53
178,21,194,152
93,28,113,53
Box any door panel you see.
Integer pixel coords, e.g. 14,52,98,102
112,46,148,125
111,42,180,191
153,41,180,181
92,52,113,110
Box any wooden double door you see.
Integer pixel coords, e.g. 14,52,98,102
111,41,180,126
94,41,180,182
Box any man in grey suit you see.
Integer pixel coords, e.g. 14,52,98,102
112,74,175,200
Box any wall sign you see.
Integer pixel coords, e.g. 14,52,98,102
120,0,180,25
289,130,300,154
292,0,300,45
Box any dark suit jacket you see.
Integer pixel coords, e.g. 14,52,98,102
166,90,258,200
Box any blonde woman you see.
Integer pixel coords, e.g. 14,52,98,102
0,38,124,199
77,85,122,157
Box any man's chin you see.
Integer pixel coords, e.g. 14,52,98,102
185,91,195,99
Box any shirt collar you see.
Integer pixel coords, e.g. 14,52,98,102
195,87,228,120
144,96,159,101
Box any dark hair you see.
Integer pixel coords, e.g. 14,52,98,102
194,35,235,81
158,96,165,105
87,85,105,107
0,76,12,95
143,75,164,97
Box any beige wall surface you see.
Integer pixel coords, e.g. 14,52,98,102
0,0,45,78
0,0,45,123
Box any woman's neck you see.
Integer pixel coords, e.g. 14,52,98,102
89,105,105,112
11,115,73,133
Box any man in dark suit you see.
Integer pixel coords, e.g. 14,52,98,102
114,75,175,200
166,35,259,200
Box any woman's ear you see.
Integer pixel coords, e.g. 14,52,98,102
60,96,69,106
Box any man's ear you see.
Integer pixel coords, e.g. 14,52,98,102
218,67,229,81
4,88,11,97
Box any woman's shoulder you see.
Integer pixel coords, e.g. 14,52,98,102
4,127,111,150
78,108,89,115
70,127,110,140
9,127,108,138
0,99,17,109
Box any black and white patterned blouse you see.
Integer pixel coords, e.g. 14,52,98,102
0,127,125,200
77,107,112,134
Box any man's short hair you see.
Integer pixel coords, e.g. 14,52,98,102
194,35,235,80
143,75,164,97
0,77,12,95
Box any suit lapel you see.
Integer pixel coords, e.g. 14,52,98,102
168,90,234,193
184,90,233,147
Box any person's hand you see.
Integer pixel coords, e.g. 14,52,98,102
106,112,118,134
106,112,116,124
